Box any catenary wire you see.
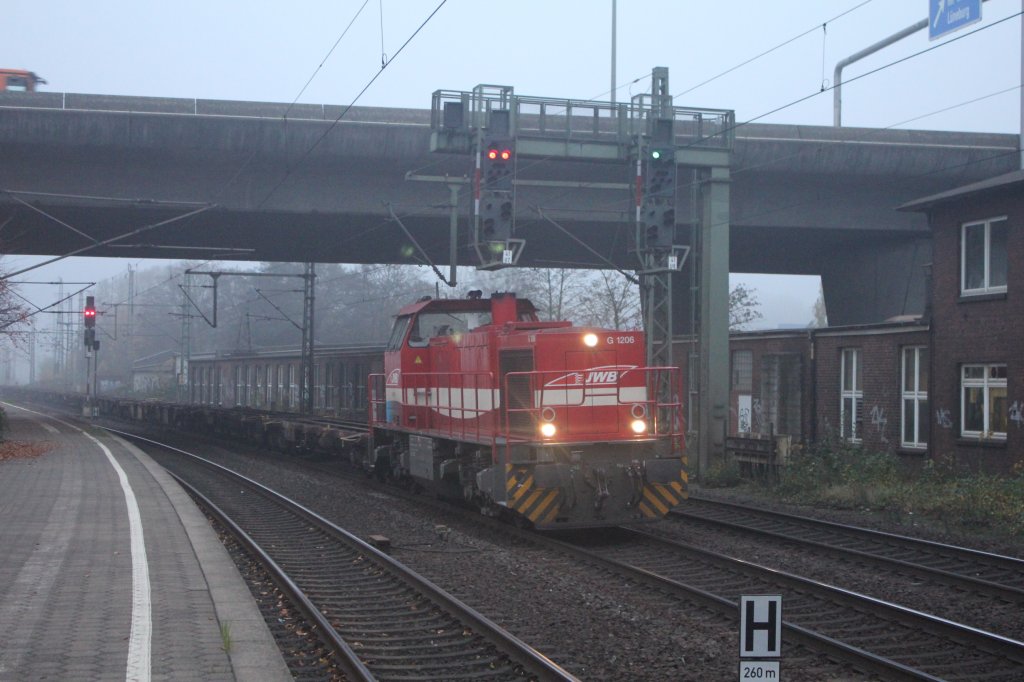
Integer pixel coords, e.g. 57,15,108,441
287,0,372,118
673,0,874,98
256,0,447,209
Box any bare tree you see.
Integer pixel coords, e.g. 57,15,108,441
0,260,32,343
809,283,827,328
577,270,642,329
729,282,763,331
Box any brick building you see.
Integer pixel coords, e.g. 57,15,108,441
901,169,1023,472
677,323,929,460
811,324,930,454
681,170,1022,474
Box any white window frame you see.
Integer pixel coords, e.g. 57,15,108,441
840,348,863,442
961,364,1007,439
961,217,1008,296
234,366,243,406
901,347,928,449
288,364,298,409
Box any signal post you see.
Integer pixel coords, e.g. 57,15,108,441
83,295,99,416
428,68,733,475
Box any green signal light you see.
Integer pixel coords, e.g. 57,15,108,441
651,150,662,160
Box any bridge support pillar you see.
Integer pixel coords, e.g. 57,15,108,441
696,166,731,479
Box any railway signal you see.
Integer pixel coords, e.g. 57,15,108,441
482,140,513,190
478,136,515,243
84,296,96,328
83,296,99,350
641,145,676,249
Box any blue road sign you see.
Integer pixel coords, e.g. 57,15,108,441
929,0,982,41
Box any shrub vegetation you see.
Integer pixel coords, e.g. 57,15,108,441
769,437,1024,538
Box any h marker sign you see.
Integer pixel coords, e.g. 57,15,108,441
929,0,982,41
739,595,782,680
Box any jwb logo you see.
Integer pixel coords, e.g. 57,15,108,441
586,370,619,384
544,365,636,389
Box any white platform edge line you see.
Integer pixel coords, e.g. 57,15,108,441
2,404,151,682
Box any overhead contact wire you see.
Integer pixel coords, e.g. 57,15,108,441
257,0,448,208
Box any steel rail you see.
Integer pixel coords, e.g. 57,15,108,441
688,495,1024,570
169,473,375,681
260,453,1023,680
528,528,939,682
672,497,1024,604
111,427,576,682
613,527,1024,679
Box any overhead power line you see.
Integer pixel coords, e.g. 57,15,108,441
257,0,448,209
674,0,875,98
705,10,1022,143
287,0,372,118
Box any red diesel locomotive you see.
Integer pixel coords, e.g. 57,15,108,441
368,291,688,529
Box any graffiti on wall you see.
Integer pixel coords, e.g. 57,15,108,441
752,397,765,433
870,405,888,442
738,394,752,434
1010,401,1023,429
936,408,953,429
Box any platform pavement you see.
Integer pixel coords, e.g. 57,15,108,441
0,403,292,681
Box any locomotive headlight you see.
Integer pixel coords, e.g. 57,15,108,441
630,419,648,434
583,333,599,347
540,422,557,438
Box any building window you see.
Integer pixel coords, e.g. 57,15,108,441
731,350,753,392
961,364,1007,439
961,217,1007,296
840,348,862,442
901,347,928,448
288,364,298,409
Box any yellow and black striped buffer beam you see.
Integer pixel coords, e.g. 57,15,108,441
638,459,688,519
505,465,562,525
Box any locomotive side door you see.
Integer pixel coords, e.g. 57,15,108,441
499,349,534,437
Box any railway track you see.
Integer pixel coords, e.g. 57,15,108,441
552,527,1024,681
110,429,575,682
673,496,1024,604
288,463,1020,680
226,448,1024,679
91,415,1024,680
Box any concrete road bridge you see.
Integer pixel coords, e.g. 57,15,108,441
0,91,1017,326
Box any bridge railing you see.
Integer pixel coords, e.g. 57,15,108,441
431,88,734,150
0,91,430,124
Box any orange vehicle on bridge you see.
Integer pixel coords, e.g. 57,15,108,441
0,69,46,92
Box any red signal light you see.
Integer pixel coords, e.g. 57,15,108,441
487,148,499,160
500,149,511,160
84,308,95,317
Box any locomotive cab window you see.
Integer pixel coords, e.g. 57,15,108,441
387,316,411,351
408,311,491,346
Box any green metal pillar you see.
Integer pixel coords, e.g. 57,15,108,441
698,165,730,475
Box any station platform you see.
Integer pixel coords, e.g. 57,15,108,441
0,402,291,681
